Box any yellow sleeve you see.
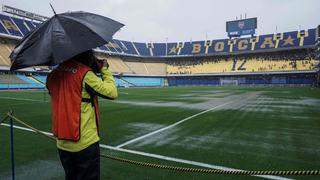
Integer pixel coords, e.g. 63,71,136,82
83,67,118,99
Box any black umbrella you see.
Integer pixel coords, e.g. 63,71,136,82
10,11,124,71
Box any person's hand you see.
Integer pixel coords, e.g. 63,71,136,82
97,59,109,70
103,60,109,69
92,58,109,73
96,59,105,70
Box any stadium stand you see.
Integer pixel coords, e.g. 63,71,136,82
95,29,316,57
105,56,133,74
119,77,164,87
24,20,35,30
167,50,318,74
0,44,11,66
0,10,318,87
0,14,23,37
16,74,44,88
114,77,131,87
32,75,47,84
10,16,30,35
0,73,45,89
0,12,316,58
144,61,167,75
115,40,139,55
167,73,318,86
133,42,150,56
124,61,149,74
122,58,167,75
0,73,27,84
0,38,16,66
114,76,164,87
72,51,165,77
95,53,133,74
27,74,45,86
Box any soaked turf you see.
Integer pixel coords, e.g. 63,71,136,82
0,86,320,180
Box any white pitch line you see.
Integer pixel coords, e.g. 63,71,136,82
0,102,46,108
0,123,53,136
0,123,292,180
115,101,234,148
0,96,48,102
118,92,129,95
100,144,292,180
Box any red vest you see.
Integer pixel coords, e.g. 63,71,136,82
47,60,100,141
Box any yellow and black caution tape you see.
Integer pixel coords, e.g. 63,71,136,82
2,112,320,176
6,112,56,140
101,154,319,176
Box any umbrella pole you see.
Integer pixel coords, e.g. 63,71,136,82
50,3,57,15
9,110,15,180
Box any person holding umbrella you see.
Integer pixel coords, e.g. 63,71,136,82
10,10,124,180
46,49,117,180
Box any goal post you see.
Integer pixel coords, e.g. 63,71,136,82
220,79,239,86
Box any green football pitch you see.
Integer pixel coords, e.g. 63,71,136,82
0,86,320,180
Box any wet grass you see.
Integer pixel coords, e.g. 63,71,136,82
0,86,320,179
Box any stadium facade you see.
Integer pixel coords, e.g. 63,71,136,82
0,6,319,89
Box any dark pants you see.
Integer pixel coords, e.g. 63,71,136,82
58,142,100,180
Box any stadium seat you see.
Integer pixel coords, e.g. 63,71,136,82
133,42,151,56
24,20,36,30
167,53,319,74
124,61,148,74
0,19,9,34
144,62,167,75
0,14,23,37
95,54,133,74
0,39,16,66
119,40,139,55
0,74,45,89
122,77,163,87
10,17,30,35
0,74,27,84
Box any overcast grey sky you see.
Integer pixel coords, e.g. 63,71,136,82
1,0,319,42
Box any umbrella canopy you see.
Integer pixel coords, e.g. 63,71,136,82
10,11,124,71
